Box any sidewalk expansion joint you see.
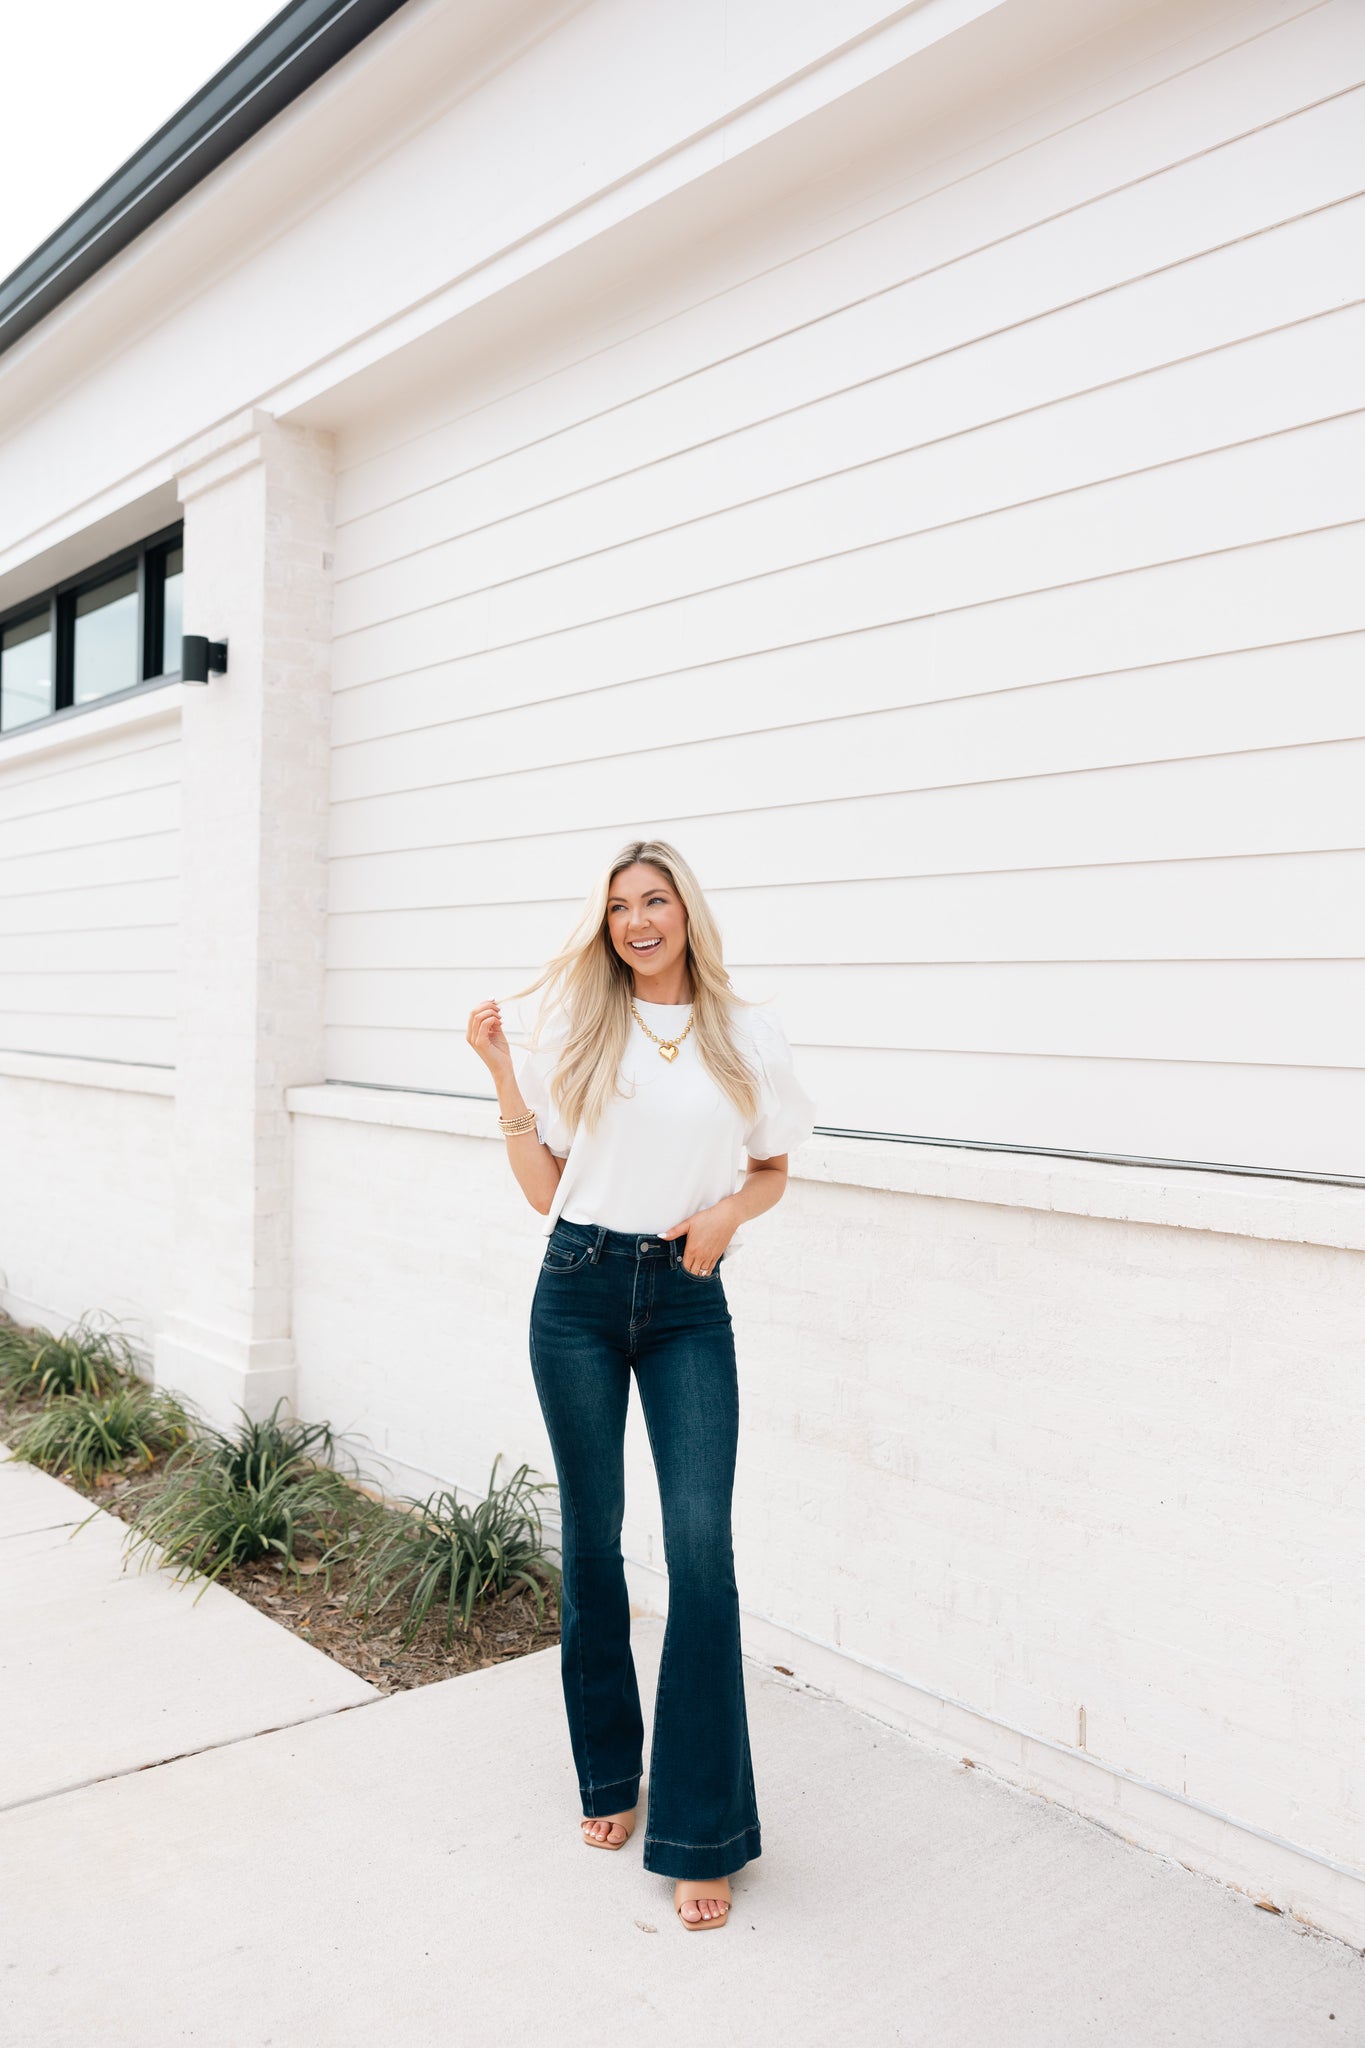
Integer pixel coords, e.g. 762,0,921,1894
0,1691,387,1818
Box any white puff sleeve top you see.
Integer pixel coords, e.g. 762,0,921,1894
509,996,817,1259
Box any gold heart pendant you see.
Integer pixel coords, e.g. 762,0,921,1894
659,1042,679,1061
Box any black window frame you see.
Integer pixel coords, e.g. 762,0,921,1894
0,520,184,742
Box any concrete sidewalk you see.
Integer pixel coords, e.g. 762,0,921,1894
0,1457,376,1810
0,1460,1361,2047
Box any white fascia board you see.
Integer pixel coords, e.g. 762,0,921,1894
265,0,1015,420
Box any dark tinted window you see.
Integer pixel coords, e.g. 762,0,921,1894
73,567,139,705
0,525,183,738
0,611,54,730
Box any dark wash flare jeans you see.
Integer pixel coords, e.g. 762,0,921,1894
528,1217,761,1880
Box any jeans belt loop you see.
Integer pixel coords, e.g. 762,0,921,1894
590,1225,605,1263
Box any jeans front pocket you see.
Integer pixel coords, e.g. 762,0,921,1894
541,1232,593,1274
677,1254,724,1282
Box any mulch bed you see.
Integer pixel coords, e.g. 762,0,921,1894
0,1386,562,1698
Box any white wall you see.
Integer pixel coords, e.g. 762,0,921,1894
321,0,1365,1176
0,688,179,1351
0,1065,173,1345
3,0,1360,1172
0,699,180,1066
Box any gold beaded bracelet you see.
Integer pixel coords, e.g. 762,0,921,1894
498,1110,538,1136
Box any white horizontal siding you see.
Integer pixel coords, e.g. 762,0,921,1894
324,0,1365,1175
335,5,1364,525
333,294,1365,634
326,849,1365,967
329,631,1365,811
0,725,179,1066
326,960,1365,1065
332,415,1365,691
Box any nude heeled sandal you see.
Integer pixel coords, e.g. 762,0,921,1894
674,1880,731,1930
580,1807,637,1850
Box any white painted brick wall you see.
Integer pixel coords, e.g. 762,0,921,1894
0,1074,172,1348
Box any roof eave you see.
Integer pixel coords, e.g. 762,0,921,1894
0,0,411,361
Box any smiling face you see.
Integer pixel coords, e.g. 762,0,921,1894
606,862,692,999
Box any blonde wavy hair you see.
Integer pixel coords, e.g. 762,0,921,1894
498,838,764,1142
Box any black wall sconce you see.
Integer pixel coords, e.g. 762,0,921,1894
180,634,229,684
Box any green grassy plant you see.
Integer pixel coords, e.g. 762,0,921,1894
0,1313,144,1404
344,1454,560,1649
123,1399,377,1596
0,1312,37,1385
9,1381,191,1483
179,1403,353,1493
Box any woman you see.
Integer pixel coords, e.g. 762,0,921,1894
466,838,816,1931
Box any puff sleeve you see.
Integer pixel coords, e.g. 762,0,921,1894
742,1005,817,1162
510,1021,575,1160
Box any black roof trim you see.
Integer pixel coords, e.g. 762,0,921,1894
0,0,412,360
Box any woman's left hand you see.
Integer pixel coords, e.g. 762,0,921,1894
658,1200,736,1275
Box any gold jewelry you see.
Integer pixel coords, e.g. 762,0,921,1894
498,1110,538,1135
631,1000,694,1062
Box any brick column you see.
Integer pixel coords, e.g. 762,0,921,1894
154,409,335,1424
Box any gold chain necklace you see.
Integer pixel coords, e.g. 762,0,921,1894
630,998,694,1062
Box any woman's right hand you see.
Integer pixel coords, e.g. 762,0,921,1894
467,998,514,1078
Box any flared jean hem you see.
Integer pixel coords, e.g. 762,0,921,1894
580,1773,642,1815
642,1823,762,1880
